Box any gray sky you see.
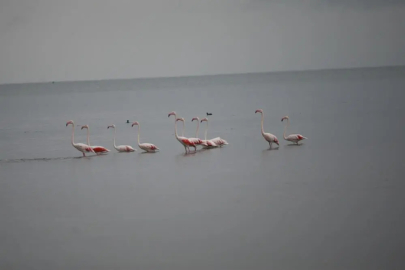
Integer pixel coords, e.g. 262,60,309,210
0,0,404,84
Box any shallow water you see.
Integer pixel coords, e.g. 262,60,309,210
1,67,405,269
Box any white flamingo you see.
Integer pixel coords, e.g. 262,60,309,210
168,111,196,153
131,121,159,153
192,117,217,148
81,125,110,154
255,109,279,148
200,117,228,147
66,120,94,157
107,124,136,152
281,116,307,144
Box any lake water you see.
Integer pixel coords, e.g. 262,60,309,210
1,67,405,269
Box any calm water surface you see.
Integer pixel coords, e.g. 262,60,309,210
1,67,405,269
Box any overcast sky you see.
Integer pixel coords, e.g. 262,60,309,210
0,0,404,84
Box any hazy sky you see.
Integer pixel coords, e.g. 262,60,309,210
0,0,404,84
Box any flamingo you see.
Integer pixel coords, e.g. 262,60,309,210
168,111,195,153
181,117,206,147
176,118,199,152
131,121,159,153
66,120,94,157
255,109,279,148
107,124,136,152
281,116,307,144
200,118,229,147
192,117,217,148
81,125,110,154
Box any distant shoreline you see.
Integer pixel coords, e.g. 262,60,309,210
1,65,404,87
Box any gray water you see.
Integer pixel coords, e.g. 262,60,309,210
1,67,405,270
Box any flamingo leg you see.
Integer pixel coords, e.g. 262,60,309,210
269,142,272,148
83,153,85,157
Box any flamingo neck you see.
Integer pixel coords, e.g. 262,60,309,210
204,121,208,140
260,112,265,136
182,120,185,137
113,128,118,150
174,117,180,140
86,128,91,147
283,119,289,139
71,124,76,146
137,125,141,146
195,121,199,138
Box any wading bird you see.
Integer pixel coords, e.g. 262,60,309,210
107,124,136,152
131,121,159,153
81,125,110,154
66,120,94,157
200,118,228,147
168,111,195,153
255,109,279,148
281,116,307,144
193,117,217,148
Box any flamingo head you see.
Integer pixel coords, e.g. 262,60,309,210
191,117,199,122
200,118,208,123
281,116,289,122
131,121,139,127
107,124,115,129
255,109,263,114
168,111,176,118
274,138,279,145
81,125,89,130
176,118,185,122
66,120,74,126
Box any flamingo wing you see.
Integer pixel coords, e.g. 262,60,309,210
140,143,159,152
211,137,228,146
92,146,110,153
287,134,306,141
188,137,204,145
202,140,217,148
181,138,195,146
264,133,277,143
75,143,93,153
117,145,135,152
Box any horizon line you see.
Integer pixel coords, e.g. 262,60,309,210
1,64,404,87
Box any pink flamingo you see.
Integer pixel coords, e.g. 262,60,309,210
66,120,94,157
81,125,110,154
192,117,217,148
200,118,228,147
255,109,279,148
107,125,136,152
176,118,199,152
131,121,159,153
181,117,206,147
281,116,307,144
168,111,195,153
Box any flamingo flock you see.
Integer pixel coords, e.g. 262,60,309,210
66,109,306,157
